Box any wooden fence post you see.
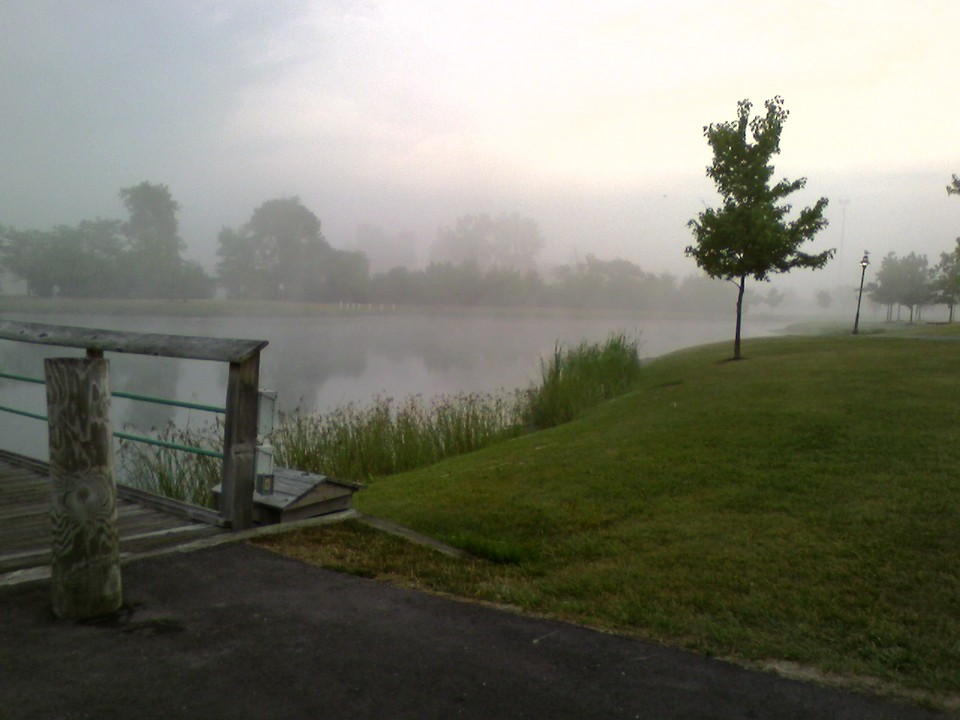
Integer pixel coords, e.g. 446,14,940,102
44,357,122,620
219,352,260,529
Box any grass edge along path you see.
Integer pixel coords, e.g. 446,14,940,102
255,334,960,709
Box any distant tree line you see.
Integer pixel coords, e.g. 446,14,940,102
868,241,960,323
0,182,212,299
0,180,754,314
864,176,960,323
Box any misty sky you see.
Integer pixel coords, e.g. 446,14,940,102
2,0,958,290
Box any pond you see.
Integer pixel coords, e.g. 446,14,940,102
0,309,790,461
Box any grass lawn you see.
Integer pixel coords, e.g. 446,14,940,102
254,331,960,703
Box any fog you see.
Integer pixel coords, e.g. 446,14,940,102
1,1,957,301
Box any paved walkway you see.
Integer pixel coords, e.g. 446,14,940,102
0,542,948,719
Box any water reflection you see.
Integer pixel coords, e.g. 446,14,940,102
0,310,786,461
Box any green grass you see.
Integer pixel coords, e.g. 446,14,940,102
255,333,960,703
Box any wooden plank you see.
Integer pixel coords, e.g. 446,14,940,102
219,354,260,529
0,452,228,577
0,501,50,521
117,485,222,526
0,319,267,363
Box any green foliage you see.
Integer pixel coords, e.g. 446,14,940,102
0,183,213,300
931,239,960,321
869,251,933,323
686,97,833,358
523,334,642,428
216,196,374,303
120,181,196,298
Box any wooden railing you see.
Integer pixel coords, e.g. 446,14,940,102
0,319,268,529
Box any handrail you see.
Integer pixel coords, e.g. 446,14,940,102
0,318,267,528
0,319,267,363
0,371,227,414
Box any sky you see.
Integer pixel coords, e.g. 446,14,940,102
1,0,958,291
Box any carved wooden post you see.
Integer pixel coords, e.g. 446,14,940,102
44,357,122,620
219,352,260,529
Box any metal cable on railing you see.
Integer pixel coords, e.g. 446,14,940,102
0,370,225,458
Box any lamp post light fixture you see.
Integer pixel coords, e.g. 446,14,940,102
853,251,870,335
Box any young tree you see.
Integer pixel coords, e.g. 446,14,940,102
686,97,833,359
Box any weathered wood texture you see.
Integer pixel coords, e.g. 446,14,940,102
44,358,122,619
0,318,268,527
213,468,360,525
0,319,267,363
219,356,260,529
0,451,224,579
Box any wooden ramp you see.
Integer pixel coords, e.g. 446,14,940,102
0,451,225,583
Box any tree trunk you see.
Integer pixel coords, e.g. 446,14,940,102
733,274,746,360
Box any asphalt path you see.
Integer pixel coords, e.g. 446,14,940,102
0,543,948,719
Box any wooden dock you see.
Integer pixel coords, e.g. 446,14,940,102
0,450,226,584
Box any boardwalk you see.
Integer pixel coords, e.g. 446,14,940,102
0,450,225,583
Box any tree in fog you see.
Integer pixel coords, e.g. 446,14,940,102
246,198,330,299
120,182,187,297
931,239,960,322
686,97,832,359
551,255,675,311
870,252,932,323
0,220,129,297
217,197,371,302
353,224,418,274
815,290,833,310
430,212,544,271
217,197,330,300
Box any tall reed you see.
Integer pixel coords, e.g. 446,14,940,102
122,333,643,494
522,333,642,428
117,421,223,508
271,391,524,481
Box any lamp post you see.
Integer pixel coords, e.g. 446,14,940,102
853,252,870,335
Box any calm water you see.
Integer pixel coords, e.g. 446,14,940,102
0,310,789,461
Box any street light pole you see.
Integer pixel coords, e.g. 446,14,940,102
853,252,870,335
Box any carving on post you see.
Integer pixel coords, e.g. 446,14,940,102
44,357,122,620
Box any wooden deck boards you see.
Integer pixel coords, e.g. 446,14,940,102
0,453,225,578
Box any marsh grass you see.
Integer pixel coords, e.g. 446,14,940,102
117,421,223,508
271,392,526,480
523,333,642,428
270,333,642,480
